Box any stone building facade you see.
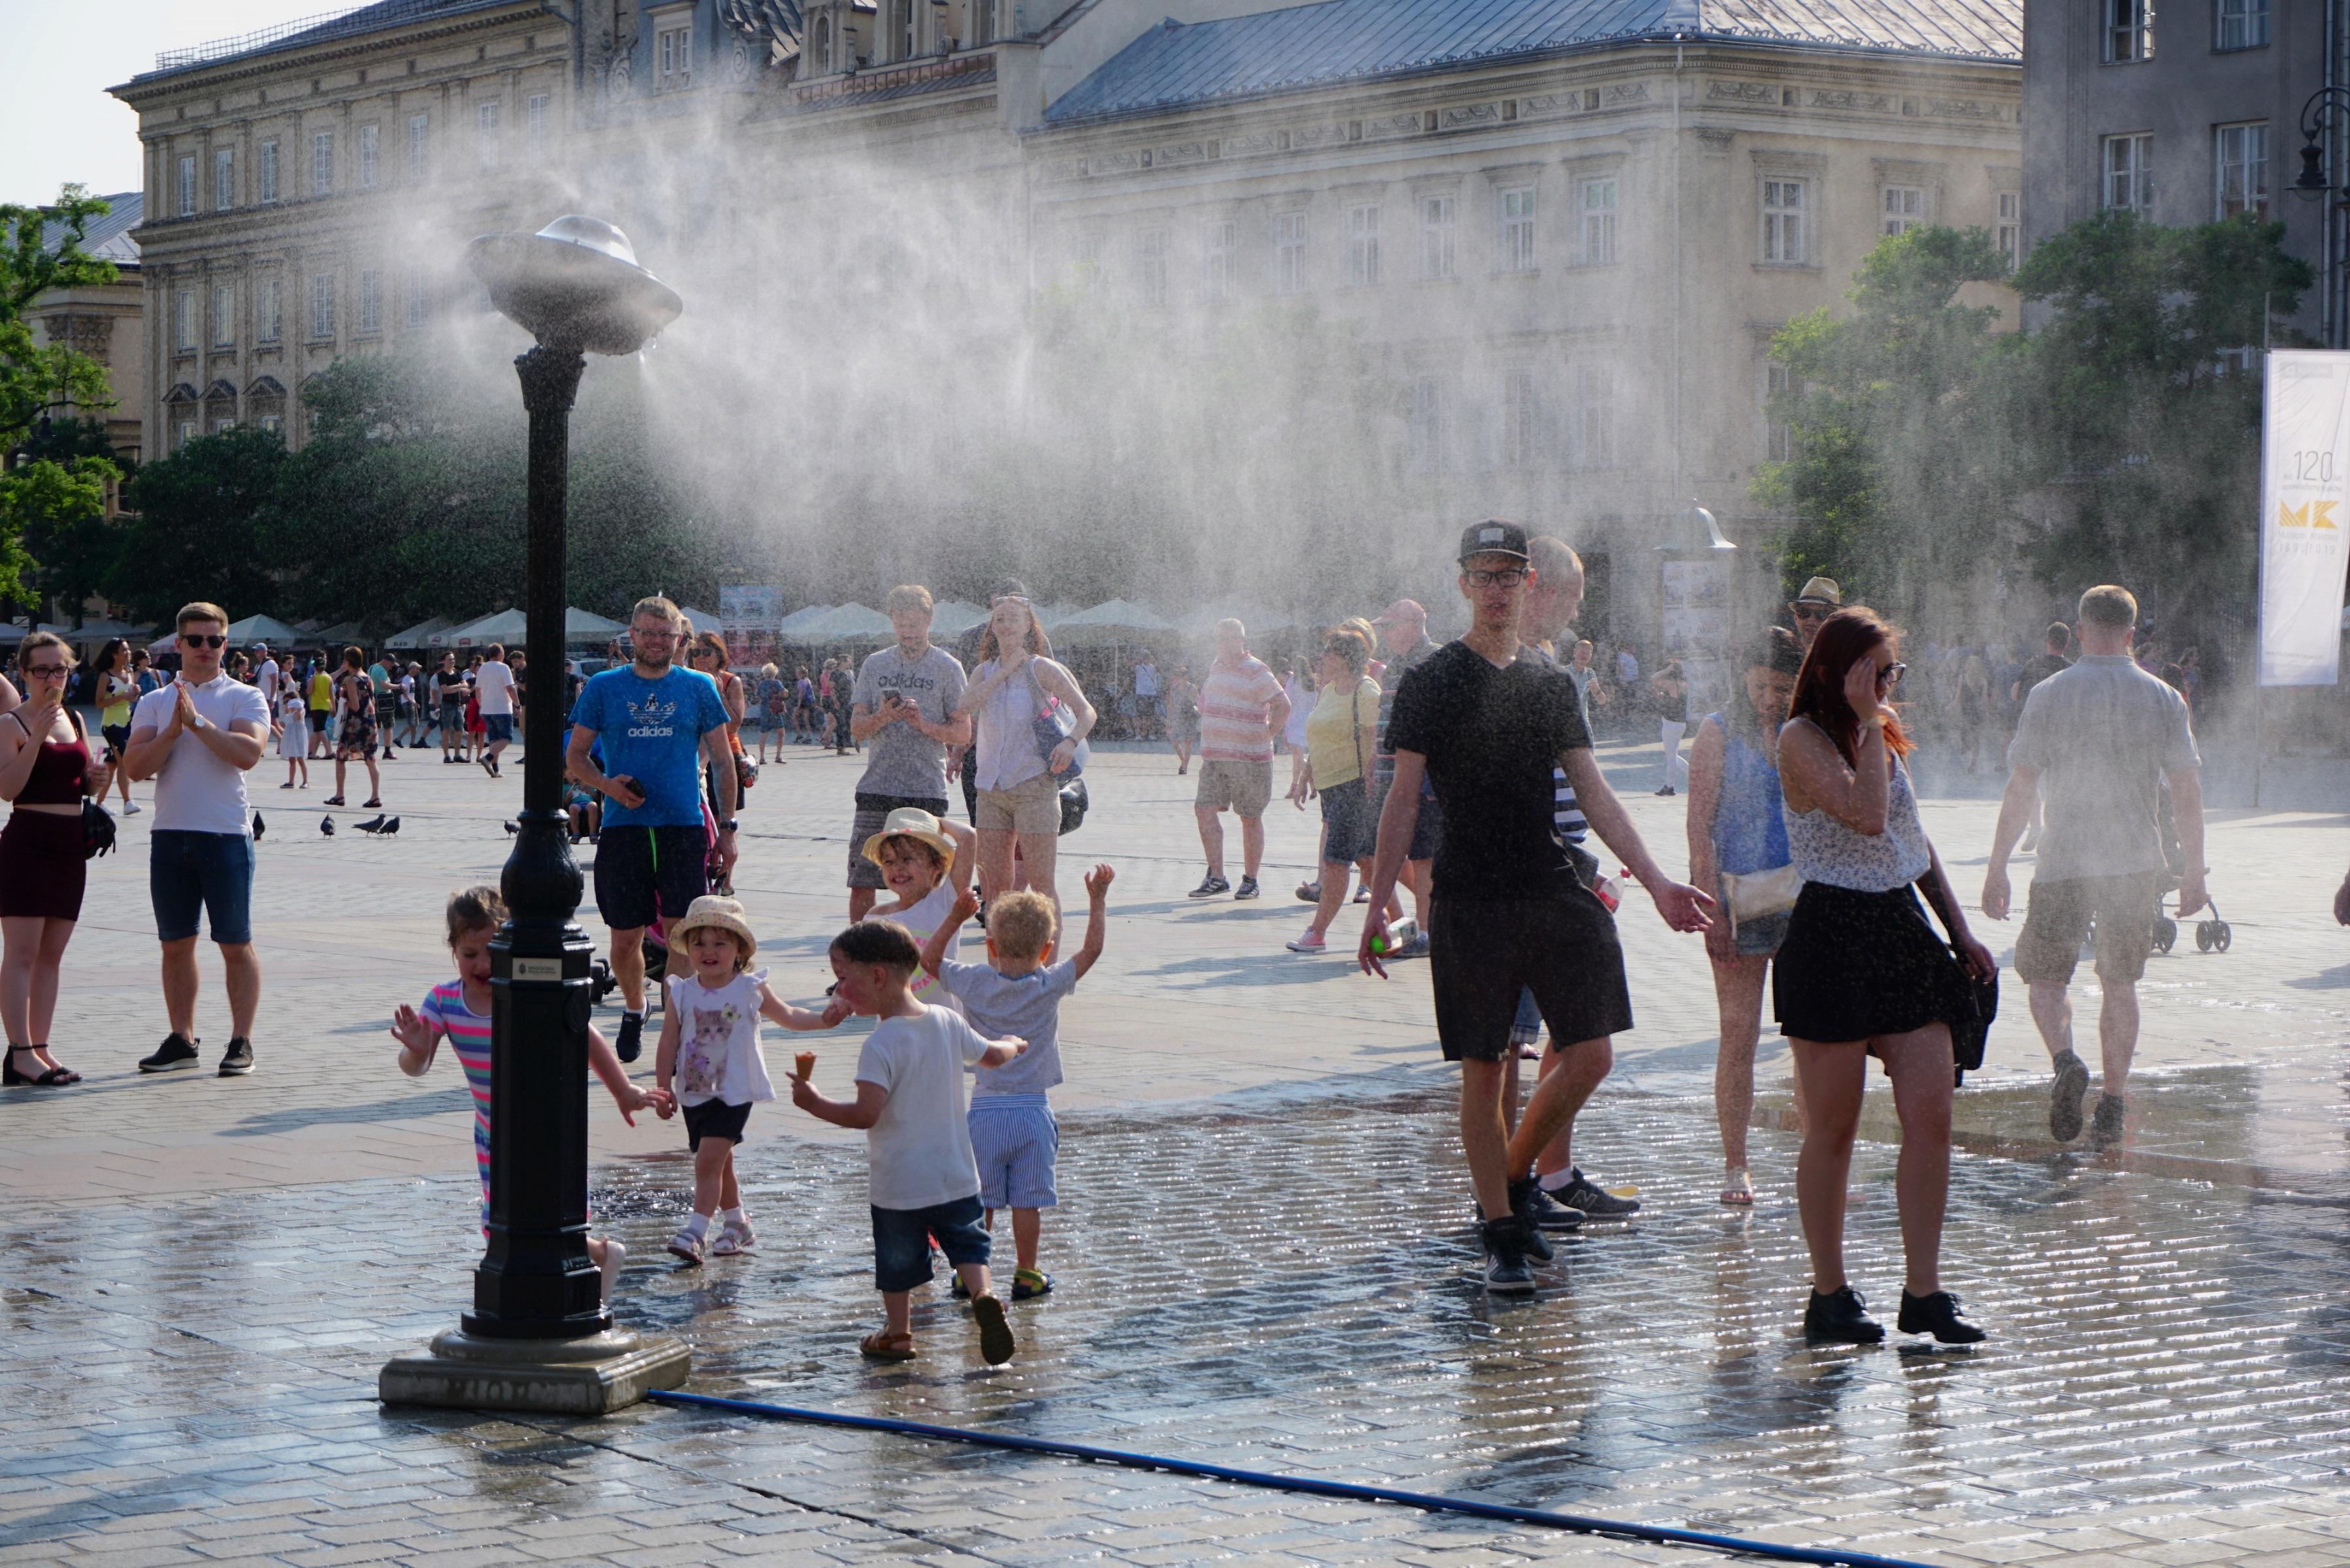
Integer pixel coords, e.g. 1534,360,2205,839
29,193,146,477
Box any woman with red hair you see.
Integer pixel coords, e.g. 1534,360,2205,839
1774,607,1994,1347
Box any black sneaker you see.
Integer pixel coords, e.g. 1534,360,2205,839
1548,1169,1642,1219
2086,1093,2125,1151
138,1033,200,1073
217,1037,255,1076
1804,1285,1884,1345
1505,1178,1556,1261
1187,873,1230,899
1480,1215,1538,1294
2048,1050,2090,1142
616,1011,646,1063
1234,877,1260,900
1518,1181,1586,1232
1897,1289,1986,1345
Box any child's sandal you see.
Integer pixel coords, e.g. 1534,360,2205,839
858,1330,916,1362
1011,1268,1054,1302
971,1295,1016,1366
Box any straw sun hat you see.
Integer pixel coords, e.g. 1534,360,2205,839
672,895,758,962
860,807,959,870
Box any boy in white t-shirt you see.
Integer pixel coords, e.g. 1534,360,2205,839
791,918,1026,1366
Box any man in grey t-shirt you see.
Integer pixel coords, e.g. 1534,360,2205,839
847,584,971,920
1982,584,2204,1150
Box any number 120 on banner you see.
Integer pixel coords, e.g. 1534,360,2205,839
2259,350,2350,687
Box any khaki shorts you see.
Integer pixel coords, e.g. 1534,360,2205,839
2014,872,2165,986
976,772,1061,836
1195,758,1273,818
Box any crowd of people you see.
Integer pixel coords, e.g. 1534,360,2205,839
1,540,2330,1364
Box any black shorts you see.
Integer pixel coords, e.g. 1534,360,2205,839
591,823,709,932
682,1097,751,1151
1373,779,1441,862
1428,888,1633,1062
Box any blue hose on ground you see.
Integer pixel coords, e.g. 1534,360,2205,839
648,1388,1940,1568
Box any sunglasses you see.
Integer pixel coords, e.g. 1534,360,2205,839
180,633,227,648
1877,661,1909,687
1789,604,1830,621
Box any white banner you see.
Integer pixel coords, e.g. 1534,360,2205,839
2259,350,2350,687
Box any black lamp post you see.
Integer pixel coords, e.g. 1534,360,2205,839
2293,86,2350,204
380,217,686,1413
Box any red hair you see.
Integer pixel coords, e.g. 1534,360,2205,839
1788,607,1912,763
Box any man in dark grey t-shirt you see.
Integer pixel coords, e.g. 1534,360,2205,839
1982,584,2204,1150
847,585,971,920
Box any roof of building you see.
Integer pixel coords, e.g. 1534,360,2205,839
39,193,140,267
1044,0,2018,124
138,0,533,81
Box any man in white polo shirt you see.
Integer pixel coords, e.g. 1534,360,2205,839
473,642,518,778
125,601,272,1078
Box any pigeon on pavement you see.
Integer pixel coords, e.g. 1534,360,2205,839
320,815,335,836
251,813,266,841
383,817,400,835
355,814,388,834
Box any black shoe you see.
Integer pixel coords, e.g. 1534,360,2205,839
1504,1178,1556,1261
2049,1050,2090,1142
217,1037,255,1076
2086,1093,2125,1151
1548,1168,1642,1219
139,1033,200,1073
616,1011,645,1063
1187,873,1230,899
1234,876,1260,900
1518,1181,1586,1232
1480,1215,1538,1294
1897,1289,1986,1345
1804,1285,1884,1344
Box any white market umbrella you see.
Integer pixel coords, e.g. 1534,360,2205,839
775,604,836,640
675,606,722,636
385,615,454,650
1050,599,1178,647
929,600,988,636
566,607,627,642
223,614,307,646
805,604,892,642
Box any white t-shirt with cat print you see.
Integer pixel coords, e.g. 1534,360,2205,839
665,969,776,1108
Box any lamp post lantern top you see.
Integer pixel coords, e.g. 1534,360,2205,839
466,215,682,355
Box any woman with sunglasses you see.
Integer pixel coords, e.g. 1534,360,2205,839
1774,607,1994,1346
1,633,110,1087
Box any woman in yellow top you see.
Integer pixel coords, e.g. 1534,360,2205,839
1283,625,1381,954
93,638,141,817
307,663,334,759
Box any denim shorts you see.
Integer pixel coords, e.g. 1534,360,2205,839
871,1192,990,1293
969,1095,1059,1210
151,829,255,945
482,714,514,744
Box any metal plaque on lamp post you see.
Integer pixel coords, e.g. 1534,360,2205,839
379,217,689,1416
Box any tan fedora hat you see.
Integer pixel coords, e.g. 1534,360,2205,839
1793,576,1843,607
861,806,959,870
672,895,757,962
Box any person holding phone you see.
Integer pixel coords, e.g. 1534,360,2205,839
1773,607,1995,1346
1,633,111,1087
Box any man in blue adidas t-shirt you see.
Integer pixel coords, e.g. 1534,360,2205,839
567,595,735,1062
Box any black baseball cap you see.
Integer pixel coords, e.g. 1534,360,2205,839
1457,519,1531,564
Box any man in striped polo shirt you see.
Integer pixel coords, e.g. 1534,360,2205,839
1187,619,1291,900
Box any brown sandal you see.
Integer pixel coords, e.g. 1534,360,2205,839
858,1330,916,1362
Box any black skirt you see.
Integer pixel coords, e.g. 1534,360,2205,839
1773,882,1971,1044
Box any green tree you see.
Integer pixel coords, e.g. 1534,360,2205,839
110,428,289,625
2,186,116,449
10,416,128,614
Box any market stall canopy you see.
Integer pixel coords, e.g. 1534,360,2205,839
1180,602,1302,637
384,615,454,650
312,621,364,644
435,609,526,648
676,606,723,636
929,600,988,636
1049,600,1178,646
566,607,628,640
63,617,151,643
775,604,836,639
0,621,63,644
1034,602,1082,630
802,604,892,642
222,614,307,646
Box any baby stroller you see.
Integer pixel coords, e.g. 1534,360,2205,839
2145,778,2231,954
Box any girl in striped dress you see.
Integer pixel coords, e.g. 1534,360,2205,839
390,886,671,1306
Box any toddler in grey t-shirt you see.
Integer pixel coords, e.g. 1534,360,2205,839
918,864,1114,1302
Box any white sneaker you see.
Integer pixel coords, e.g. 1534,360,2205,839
123,802,141,815
665,1227,705,1265
710,1220,757,1257
599,1240,626,1306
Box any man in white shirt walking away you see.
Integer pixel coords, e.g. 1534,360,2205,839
473,643,518,778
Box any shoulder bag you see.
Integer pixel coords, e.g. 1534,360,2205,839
1719,864,1803,936
65,712,116,860
1025,663,1087,779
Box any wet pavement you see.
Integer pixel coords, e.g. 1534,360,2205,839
5,740,2350,1565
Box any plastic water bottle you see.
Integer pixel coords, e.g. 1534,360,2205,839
1370,917,1419,956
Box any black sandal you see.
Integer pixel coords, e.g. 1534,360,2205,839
3,1047,70,1087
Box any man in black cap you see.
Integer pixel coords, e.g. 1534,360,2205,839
1360,520,1712,1293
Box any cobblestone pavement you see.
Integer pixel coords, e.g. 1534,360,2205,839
4,738,2349,1566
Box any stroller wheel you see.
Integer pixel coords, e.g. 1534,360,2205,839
2213,920,2232,952
2152,918,2177,954
2195,921,2215,952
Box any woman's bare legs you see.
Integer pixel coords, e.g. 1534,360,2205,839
1013,829,1059,910
1789,1038,1867,1293
1710,952,1770,1185
1879,1023,1955,1298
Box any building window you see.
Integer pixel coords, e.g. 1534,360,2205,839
174,289,196,352
1203,220,1235,302
1136,228,1168,308
2216,122,2268,218
657,20,693,89
1499,187,1537,274
258,279,281,343
971,0,995,44
527,94,548,145
1576,364,1615,468
258,413,282,433
405,274,429,329
176,420,197,452
1407,377,1446,472
1761,178,1807,262
176,155,195,217
2216,0,2268,47
898,0,916,59
310,272,336,340
1419,196,1456,280
358,269,382,336
1578,177,1618,264
1766,362,1803,462
2105,0,2152,61
1995,192,2022,266
477,101,500,167
258,140,279,203
312,131,334,196
2103,133,2154,213
1346,204,1380,287
358,123,379,189
1881,185,1926,235
213,148,234,212
1500,370,1539,467
213,283,235,347
408,114,430,180
1272,212,1306,295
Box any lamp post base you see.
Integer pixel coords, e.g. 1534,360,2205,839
379,1326,689,1416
